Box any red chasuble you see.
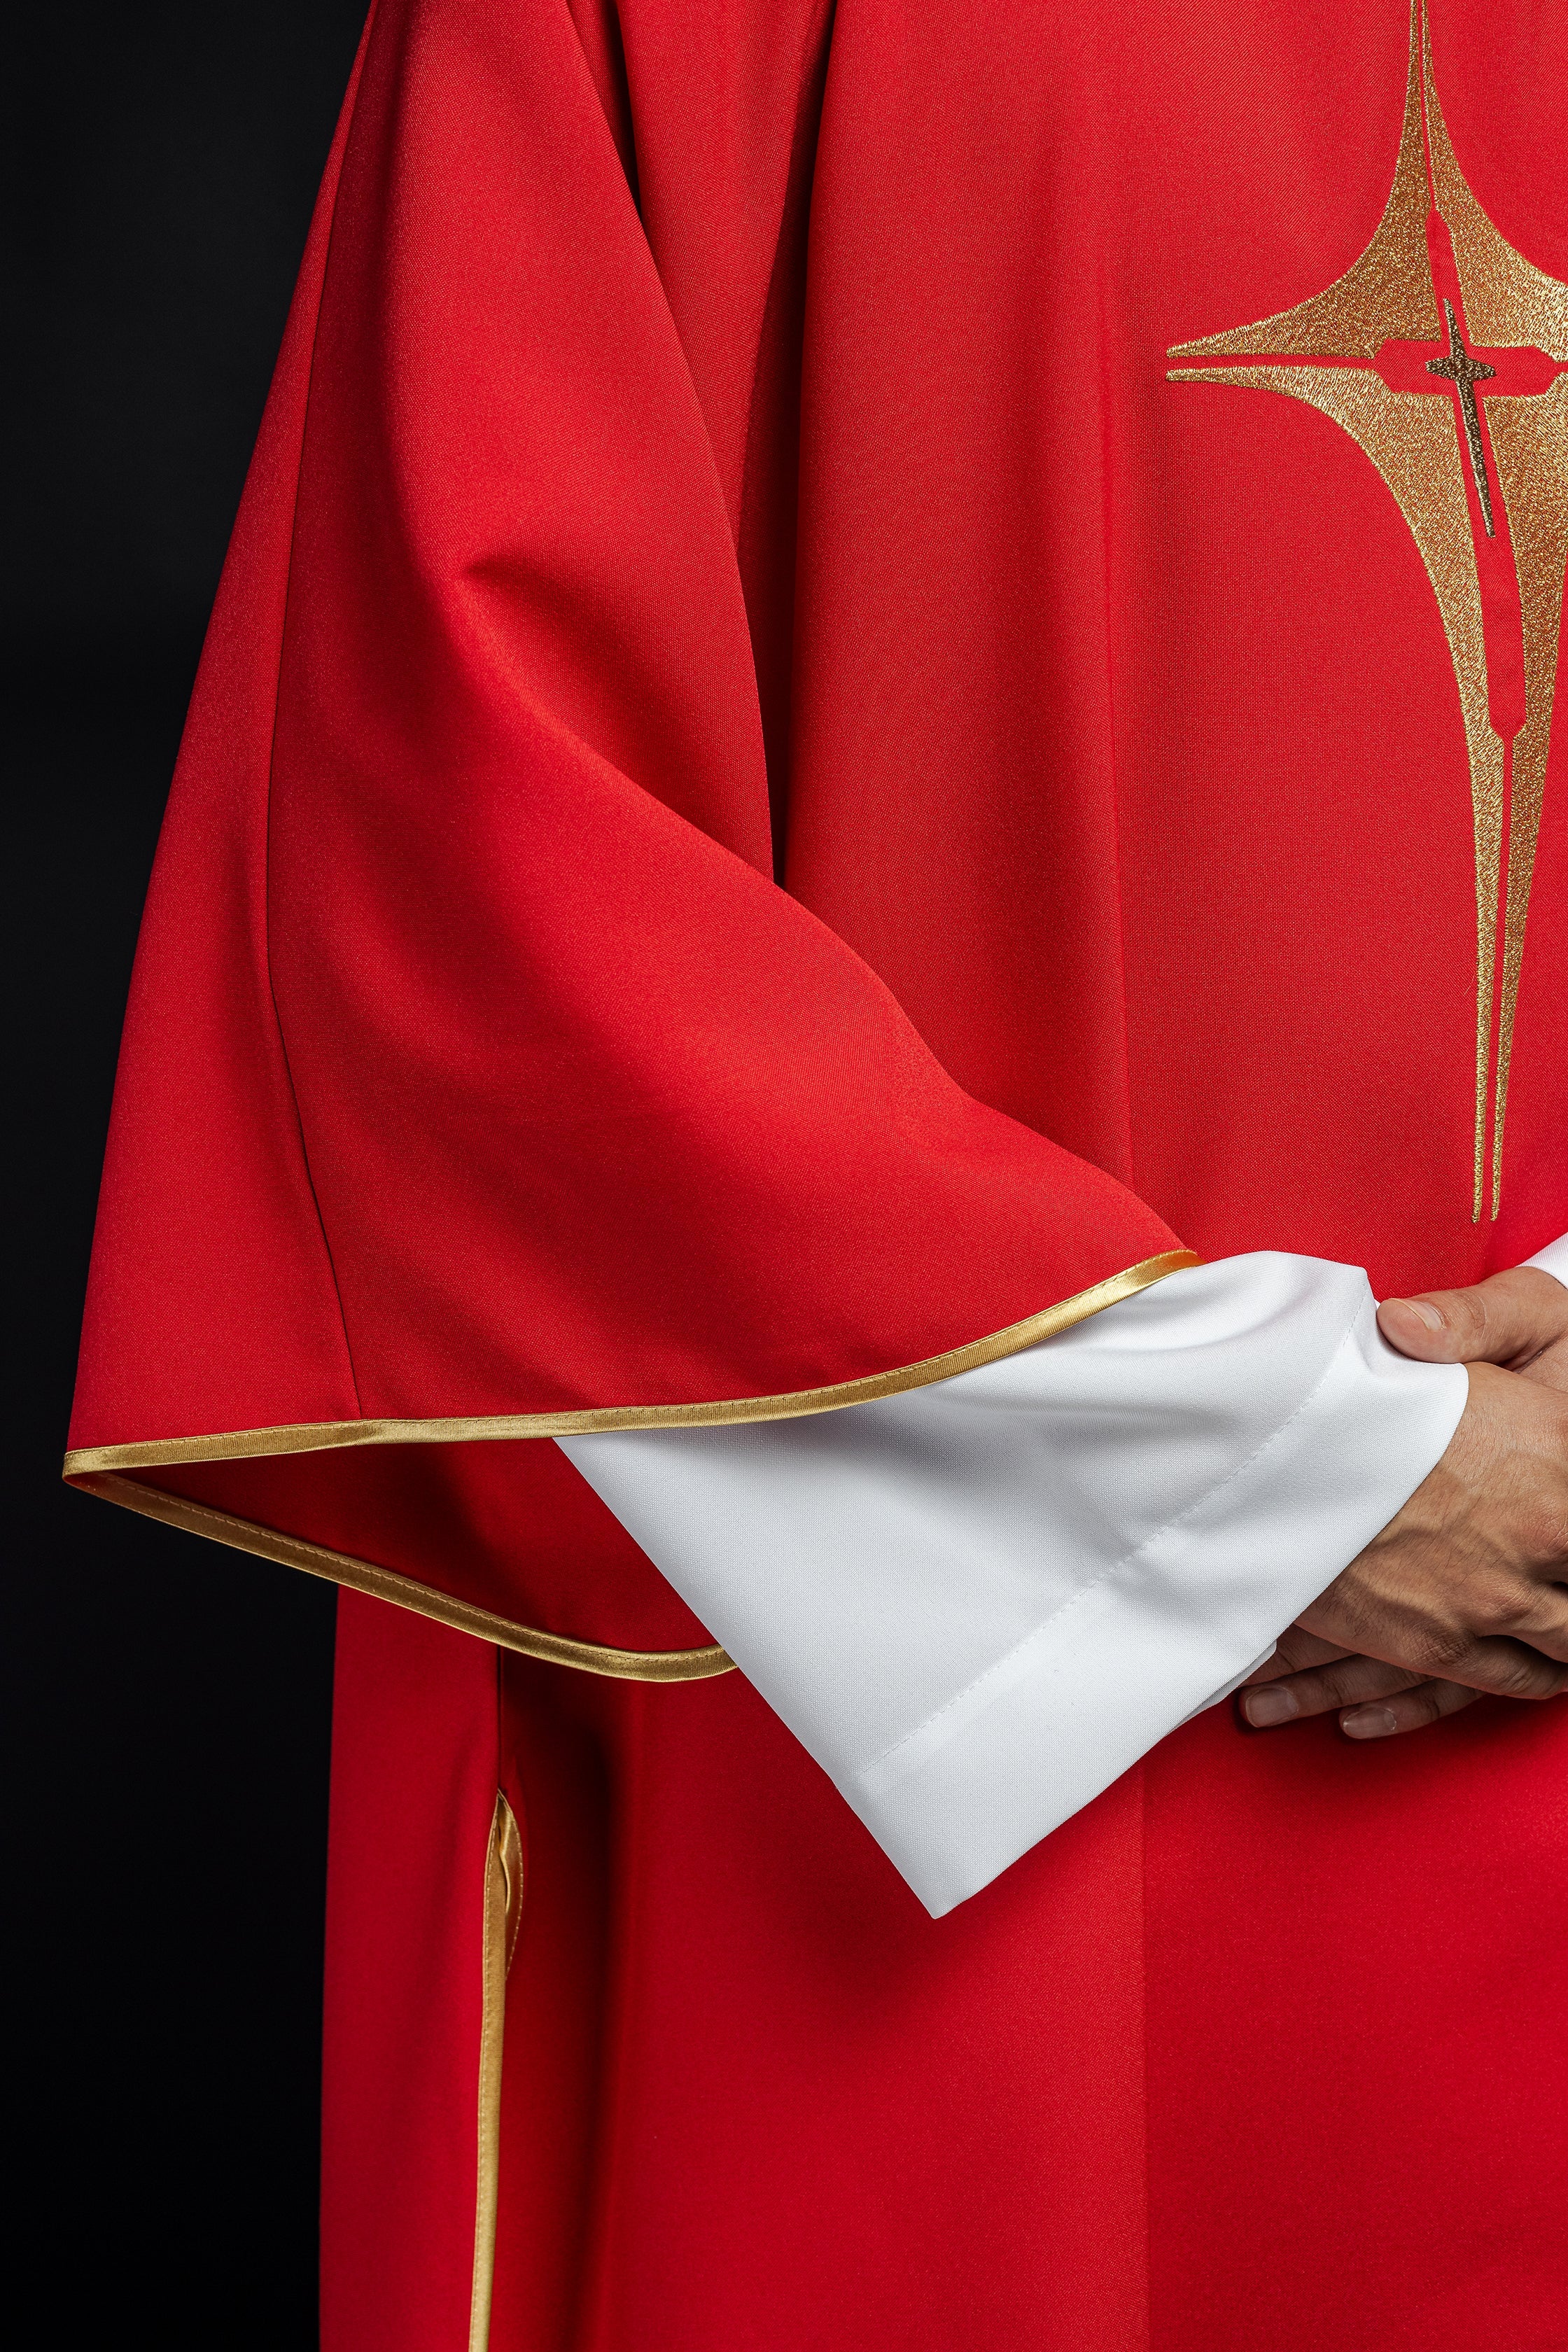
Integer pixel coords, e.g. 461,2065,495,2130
68,1,1565,2344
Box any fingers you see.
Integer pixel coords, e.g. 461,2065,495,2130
1238,1656,1508,1742
1378,1265,1568,1370
1340,1680,1483,1740
1240,1628,1354,1686
1407,1576,1568,1676
1417,1634,1568,1698
1240,1652,1427,1726
1238,1627,1568,1738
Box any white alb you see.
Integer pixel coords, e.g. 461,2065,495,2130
564,1238,1563,1917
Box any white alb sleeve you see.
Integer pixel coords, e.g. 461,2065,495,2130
559,1252,1467,1916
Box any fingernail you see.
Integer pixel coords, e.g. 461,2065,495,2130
1391,1298,1444,1330
1342,1706,1399,1740
1242,1687,1299,1726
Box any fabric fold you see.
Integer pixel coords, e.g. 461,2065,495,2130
68,0,1180,1480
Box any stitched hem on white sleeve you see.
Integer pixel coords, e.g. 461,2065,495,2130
853,1296,1461,1912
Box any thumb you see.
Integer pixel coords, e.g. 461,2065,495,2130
1378,1265,1568,1367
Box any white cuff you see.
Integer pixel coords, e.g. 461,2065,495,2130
1523,1233,1568,1286
561,1254,1466,1915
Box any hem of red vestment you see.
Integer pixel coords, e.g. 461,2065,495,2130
60,1246,1198,1677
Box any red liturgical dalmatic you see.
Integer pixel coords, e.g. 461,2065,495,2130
67,1,1566,2344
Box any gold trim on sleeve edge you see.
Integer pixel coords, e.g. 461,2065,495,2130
66,1469,738,1680
62,1247,1197,1684
61,1249,1200,1475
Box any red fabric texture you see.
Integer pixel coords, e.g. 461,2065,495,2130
71,0,1567,2344
67,0,1177,1462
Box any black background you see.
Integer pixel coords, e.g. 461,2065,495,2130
11,8,368,2339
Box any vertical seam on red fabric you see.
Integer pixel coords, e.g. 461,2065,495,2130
493,1644,505,1805
734,0,836,546
1097,264,1138,1191
258,13,379,1420
572,1681,650,2352
734,0,835,881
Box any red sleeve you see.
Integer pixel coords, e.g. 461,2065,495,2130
66,0,1189,1654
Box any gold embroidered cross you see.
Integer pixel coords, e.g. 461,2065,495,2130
1168,0,1567,1218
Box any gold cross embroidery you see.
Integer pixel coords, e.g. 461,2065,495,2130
1168,0,1567,1219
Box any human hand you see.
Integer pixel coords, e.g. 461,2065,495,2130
1240,1354,1568,1741
1378,1262,1568,1392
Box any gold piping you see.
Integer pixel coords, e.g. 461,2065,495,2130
62,1250,1200,1477
67,1471,738,1679
469,1791,523,2352
63,1250,1196,1681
